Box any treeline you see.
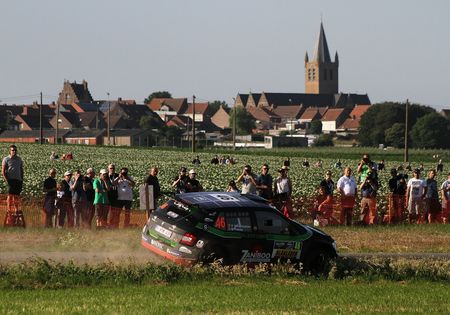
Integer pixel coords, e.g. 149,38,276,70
358,102,450,149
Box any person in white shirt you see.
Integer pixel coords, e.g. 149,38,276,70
273,166,293,218
406,169,426,223
441,173,450,224
112,167,135,228
237,165,257,195
336,167,357,225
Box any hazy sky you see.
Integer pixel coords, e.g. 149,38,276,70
1,0,449,110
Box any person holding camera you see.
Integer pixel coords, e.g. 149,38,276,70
185,169,203,193
93,169,111,228
172,167,188,193
359,171,379,225
111,167,135,228
385,168,407,224
237,165,257,195
357,153,377,183
70,169,87,228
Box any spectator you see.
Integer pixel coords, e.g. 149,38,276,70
237,165,257,195
83,168,96,229
419,163,424,172
315,159,323,168
256,163,273,200
192,155,201,165
359,171,379,225
70,170,86,228
311,186,336,226
436,159,444,173
334,159,342,169
2,145,24,227
273,166,293,217
50,151,59,160
441,173,450,224
94,169,111,228
385,169,407,224
144,167,161,218
210,155,219,165
172,167,188,193
186,169,203,193
336,167,357,226
405,162,412,172
406,169,426,223
58,171,74,228
357,153,377,183
112,167,135,228
66,152,73,160
423,170,440,224
302,158,310,168
378,159,385,171
283,157,290,167
226,180,239,193
107,164,120,220
42,168,57,228
397,163,404,171
320,171,334,197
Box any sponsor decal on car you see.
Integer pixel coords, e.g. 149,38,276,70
151,239,164,250
240,250,271,263
210,194,239,202
155,225,172,238
271,241,302,259
167,248,181,257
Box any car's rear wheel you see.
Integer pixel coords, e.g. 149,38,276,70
201,247,227,265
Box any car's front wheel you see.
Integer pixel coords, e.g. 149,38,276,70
304,248,335,276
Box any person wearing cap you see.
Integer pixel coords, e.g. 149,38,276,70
70,169,87,228
357,153,377,183
93,169,111,228
406,169,426,223
144,167,161,218
273,166,293,217
186,169,203,193
237,165,257,195
172,167,188,194
359,170,379,225
82,168,96,228
42,168,57,228
385,168,407,224
423,170,440,224
336,167,357,226
441,172,450,224
256,164,273,200
57,171,74,228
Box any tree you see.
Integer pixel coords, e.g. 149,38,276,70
410,113,450,149
384,123,405,148
229,106,256,135
139,115,163,130
313,134,334,147
309,120,322,134
358,102,435,146
208,100,228,116
144,91,172,104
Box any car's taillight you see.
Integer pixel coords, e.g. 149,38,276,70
180,232,197,246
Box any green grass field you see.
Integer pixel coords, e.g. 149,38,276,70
1,279,450,314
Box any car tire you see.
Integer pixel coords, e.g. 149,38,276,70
201,247,227,265
304,248,335,276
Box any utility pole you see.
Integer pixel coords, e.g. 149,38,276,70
232,98,236,151
39,92,43,144
107,92,111,145
192,95,196,153
55,93,61,145
404,99,409,163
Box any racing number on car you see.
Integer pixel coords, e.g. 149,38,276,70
211,194,239,202
215,215,226,229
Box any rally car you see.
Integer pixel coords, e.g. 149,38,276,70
141,192,337,273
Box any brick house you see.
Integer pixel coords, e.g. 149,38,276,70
57,80,94,105
210,106,230,129
0,130,69,144
64,129,105,145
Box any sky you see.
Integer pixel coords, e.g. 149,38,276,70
1,0,449,110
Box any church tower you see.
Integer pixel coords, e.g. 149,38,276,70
305,22,339,94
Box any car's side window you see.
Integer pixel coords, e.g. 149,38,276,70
214,211,253,232
255,210,290,235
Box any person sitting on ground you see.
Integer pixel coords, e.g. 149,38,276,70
311,186,336,226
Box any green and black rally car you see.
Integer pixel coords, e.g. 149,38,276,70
141,192,337,272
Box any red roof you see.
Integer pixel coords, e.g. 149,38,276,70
299,107,327,120
348,105,371,120
247,106,279,123
148,98,187,113
184,102,209,115
273,105,304,119
339,118,360,130
321,108,345,121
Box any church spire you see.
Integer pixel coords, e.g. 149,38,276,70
312,22,331,63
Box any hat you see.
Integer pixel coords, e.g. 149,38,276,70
189,169,196,174
100,169,108,174
64,171,72,176
86,168,94,174
278,166,289,172
180,167,187,172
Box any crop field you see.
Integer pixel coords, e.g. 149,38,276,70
1,143,450,314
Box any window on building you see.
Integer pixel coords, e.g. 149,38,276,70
308,69,312,81
312,69,316,80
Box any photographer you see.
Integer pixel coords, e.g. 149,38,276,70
236,165,257,195
111,167,135,228
359,171,379,225
385,169,407,224
172,167,188,193
357,154,377,183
